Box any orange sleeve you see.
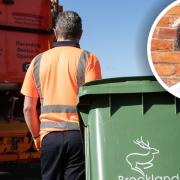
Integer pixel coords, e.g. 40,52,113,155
85,54,102,83
21,59,39,98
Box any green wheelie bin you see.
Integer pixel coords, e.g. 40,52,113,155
77,77,180,180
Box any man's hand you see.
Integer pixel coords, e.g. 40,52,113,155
23,96,40,150
33,135,41,151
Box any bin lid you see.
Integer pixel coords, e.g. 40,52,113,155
78,76,165,98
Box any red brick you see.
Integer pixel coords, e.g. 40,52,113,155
159,52,180,63
157,16,171,27
151,52,159,63
152,28,159,38
158,28,177,39
175,65,180,75
151,39,173,51
161,77,168,85
154,64,175,76
166,78,180,87
166,6,180,16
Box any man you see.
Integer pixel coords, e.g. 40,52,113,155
21,11,101,180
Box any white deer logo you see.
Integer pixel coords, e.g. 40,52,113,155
126,137,159,176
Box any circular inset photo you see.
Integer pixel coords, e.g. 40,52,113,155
147,0,180,98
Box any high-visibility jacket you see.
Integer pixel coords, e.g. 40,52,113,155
21,41,102,139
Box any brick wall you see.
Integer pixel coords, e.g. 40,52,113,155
151,4,180,87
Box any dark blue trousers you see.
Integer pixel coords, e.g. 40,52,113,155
40,131,85,180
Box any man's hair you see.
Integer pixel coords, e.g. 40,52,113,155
55,11,82,40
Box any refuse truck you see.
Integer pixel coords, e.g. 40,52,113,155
0,0,62,163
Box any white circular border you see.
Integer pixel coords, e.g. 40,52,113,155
147,0,180,98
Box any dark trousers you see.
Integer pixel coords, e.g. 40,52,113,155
40,131,85,180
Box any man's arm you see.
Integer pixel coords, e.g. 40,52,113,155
23,96,39,138
85,54,102,83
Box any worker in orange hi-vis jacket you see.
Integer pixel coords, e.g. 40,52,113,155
21,11,102,180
